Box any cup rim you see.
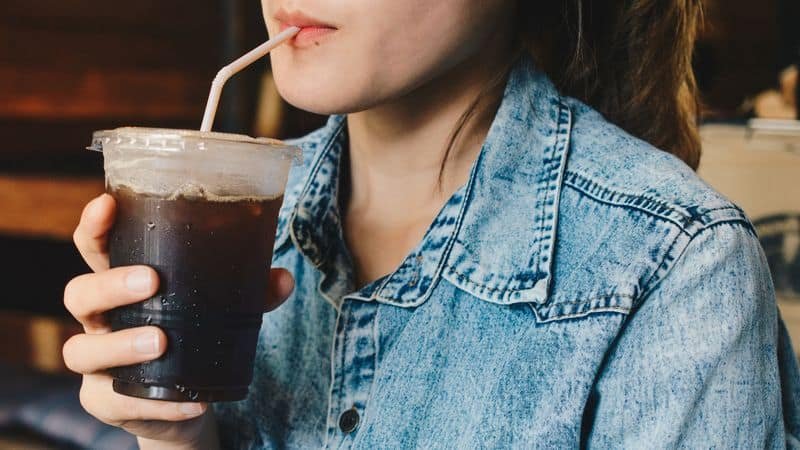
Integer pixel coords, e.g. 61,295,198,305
88,127,301,162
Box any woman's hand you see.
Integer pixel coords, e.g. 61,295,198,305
62,194,295,448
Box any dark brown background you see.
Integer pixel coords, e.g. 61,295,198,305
0,0,784,176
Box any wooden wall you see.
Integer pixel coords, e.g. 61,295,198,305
0,1,784,173
0,0,269,174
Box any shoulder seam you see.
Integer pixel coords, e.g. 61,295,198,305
563,171,693,235
563,170,749,235
636,218,756,305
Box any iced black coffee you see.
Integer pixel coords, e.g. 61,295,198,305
89,128,299,402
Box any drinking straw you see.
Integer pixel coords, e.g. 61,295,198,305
200,26,300,132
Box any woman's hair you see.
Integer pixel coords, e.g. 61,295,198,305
444,0,704,176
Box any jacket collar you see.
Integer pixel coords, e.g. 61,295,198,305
282,56,571,309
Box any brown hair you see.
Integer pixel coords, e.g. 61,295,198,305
444,0,703,177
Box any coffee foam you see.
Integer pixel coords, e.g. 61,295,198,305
111,181,282,202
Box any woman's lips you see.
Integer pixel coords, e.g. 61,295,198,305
275,10,337,48
279,23,336,47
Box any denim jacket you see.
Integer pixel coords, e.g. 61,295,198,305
214,57,800,449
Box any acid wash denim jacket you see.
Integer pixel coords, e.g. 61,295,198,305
214,57,800,449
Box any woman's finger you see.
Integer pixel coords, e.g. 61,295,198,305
73,194,116,273
80,374,207,426
63,326,167,374
64,266,159,333
264,268,295,312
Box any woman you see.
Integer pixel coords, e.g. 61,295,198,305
62,0,800,448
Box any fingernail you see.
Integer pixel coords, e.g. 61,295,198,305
133,332,159,354
180,403,204,416
125,268,152,293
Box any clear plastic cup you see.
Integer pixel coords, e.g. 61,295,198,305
88,127,300,402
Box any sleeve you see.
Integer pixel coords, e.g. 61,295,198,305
584,221,800,449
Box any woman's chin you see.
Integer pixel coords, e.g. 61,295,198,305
276,84,376,116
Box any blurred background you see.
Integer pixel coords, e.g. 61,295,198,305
0,0,798,448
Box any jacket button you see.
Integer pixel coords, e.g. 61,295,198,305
338,408,360,434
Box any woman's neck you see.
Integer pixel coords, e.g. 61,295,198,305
344,38,514,215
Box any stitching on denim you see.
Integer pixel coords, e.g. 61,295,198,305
530,110,558,275
545,294,636,306
538,99,571,278
527,304,630,322
698,215,756,236
565,171,747,231
563,175,694,236
443,265,524,294
637,218,755,304
288,119,346,268
323,299,345,446
636,229,686,306
353,304,379,443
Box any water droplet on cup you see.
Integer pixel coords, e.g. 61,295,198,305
189,390,199,401
185,224,192,231
145,315,152,325
146,222,155,230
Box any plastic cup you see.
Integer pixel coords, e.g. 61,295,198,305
88,127,300,402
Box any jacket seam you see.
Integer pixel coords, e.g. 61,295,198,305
287,121,346,269
527,305,630,323
636,218,755,305
442,265,635,307
563,171,745,235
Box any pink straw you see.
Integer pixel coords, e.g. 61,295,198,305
200,26,300,132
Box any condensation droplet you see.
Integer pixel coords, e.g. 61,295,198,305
146,222,155,230
185,224,192,231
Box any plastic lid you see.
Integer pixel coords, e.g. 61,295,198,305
88,127,294,155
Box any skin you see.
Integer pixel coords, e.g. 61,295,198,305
64,0,515,447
